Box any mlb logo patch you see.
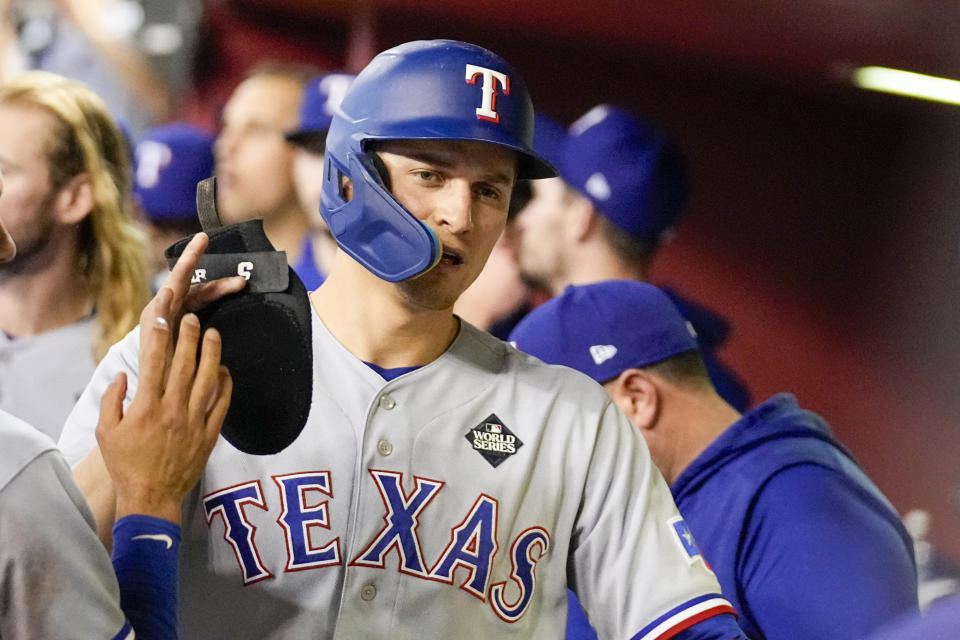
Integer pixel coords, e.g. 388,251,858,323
465,414,523,468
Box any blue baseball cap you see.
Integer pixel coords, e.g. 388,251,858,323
557,105,688,244
532,112,567,170
285,72,356,146
509,280,699,383
133,123,214,223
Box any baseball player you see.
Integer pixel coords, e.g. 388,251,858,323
510,280,919,639
1,165,233,638
60,40,747,639
283,72,356,289
513,106,752,411
0,71,150,440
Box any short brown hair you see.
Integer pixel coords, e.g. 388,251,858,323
646,349,712,390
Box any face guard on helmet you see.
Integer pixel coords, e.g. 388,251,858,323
320,39,556,282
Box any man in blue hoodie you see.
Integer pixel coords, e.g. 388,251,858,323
510,280,919,640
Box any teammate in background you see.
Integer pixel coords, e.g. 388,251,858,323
0,71,150,440
512,106,751,411
133,122,211,291
510,280,919,640
60,40,749,639
283,72,356,289
1,165,234,639
214,62,328,289
453,114,557,338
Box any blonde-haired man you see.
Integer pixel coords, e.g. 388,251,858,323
0,71,150,439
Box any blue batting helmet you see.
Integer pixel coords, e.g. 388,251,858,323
320,39,555,282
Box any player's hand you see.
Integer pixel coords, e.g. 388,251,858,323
96,288,232,525
139,232,246,359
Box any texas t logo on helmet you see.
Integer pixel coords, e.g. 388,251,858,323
319,39,555,283
465,64,510,123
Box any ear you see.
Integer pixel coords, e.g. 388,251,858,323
565,193,598,243
53,173,94,225
605,368,660,431
339,174,354,202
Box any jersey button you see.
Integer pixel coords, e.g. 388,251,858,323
377,439,393,456
379,394,396,410
360,584,377,601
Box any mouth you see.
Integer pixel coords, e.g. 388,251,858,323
439,249,464,266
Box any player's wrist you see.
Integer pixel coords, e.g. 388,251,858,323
115,490,183,525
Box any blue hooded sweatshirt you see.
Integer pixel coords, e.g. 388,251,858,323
671,393,918,639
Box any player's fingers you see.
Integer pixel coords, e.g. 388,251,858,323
164,313,202,406
204,366,233,438
95,372,127,440
137,302,174,398
164,233,209,313
184,276,247,313
187,327,223,426
138,276,171,327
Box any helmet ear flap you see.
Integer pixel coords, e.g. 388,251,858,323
319,150,441,282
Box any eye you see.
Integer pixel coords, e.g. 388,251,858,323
475,184,503,201
412,169,441,183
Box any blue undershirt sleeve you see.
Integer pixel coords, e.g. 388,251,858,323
111,515,182,640
740,464,918,640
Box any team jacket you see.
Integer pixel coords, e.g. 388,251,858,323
60,313,737,640
670,393,919,639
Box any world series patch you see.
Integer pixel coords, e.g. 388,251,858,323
466,414,523,468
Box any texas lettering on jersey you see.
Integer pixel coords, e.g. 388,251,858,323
203,469,551,623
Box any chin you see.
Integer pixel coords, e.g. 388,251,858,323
396,271,464,312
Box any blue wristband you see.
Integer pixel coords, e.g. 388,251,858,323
111,515,181,640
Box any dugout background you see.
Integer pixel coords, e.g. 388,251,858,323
181,0,960,560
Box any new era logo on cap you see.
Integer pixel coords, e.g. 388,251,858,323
589,344,617,365
507,281,701,384
585,172,611,200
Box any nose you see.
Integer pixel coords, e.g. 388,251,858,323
434,180,474,234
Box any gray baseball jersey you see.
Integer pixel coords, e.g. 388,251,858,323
0,409,132,640
59,312,732,639
0,316,95,441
